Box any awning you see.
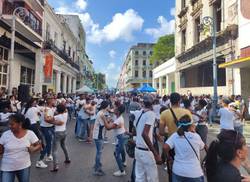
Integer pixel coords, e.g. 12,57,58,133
219,56,250,68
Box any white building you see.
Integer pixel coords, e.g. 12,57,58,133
175,0,239,96
219,0,250,100
0,0,44,94
42,4,81,94
152,57,176,96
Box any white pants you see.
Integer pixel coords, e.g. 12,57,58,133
135,148,159,182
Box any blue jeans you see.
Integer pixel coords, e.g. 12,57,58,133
172,173,204,182
76,116,87,139
234,125,243,134
94,139,104,171
114,134,126,172
1,167,30,182
40,126,54,160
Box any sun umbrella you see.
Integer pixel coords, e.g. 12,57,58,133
76,85,94,94
138,83,157,93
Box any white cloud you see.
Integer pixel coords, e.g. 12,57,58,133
109,50,116,59
75,0,87,11
107,62,115,70
170,7,175,17
88,9,144,44
145,16,175,39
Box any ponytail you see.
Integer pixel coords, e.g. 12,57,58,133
23,118,31,129
205,140,219,182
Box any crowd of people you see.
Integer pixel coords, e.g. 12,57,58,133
0,89,250,182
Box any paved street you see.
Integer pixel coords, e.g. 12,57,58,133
29,116,250,182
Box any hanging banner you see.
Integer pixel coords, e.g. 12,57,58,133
44,54,53,83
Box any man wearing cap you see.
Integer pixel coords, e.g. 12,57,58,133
159,92,193,182
132,94,161,182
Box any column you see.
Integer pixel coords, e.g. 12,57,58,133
34,50,43,93
68,76,72,93
159,77,162,96
166,74,169,95
62,73,67,94
56,70,61,93
152,78,156,89
72,78,76,93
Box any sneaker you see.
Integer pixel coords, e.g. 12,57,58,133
36,161,48,168
46,155,53,162
50,165,59,172
113,170,126,177
164,166,168,171
103,140,109,144
123,161,127,167
93,170,105,176
64,159,71,164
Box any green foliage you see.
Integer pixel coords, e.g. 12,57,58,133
150,34,175,65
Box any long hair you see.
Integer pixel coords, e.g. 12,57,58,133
205,130,245,182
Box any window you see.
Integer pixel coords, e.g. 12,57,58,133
46,23,50,41
143,60,146,66
73,51,75,61
181,29,186,51
0,47,8,61
0,65,8,88
181,0,186,9
149,71,152,77
135,70,138,78
20,66,35,87
63,41,66,52
54,32,58,46
213,1,222,32
68,46,71,56
135,51,139,55
135,60,138,66
143,70,146,77
143,51,146,56
194,17,201,43
150,51,153,55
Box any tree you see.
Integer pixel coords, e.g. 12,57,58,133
150,34,175,65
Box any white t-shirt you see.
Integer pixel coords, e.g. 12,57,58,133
0,130,38,171
40,107,54,127
54,113,68,132
232,109,242,127
93,111,105,140
166,132,204,178
113,116,126,136
25,107,40,125
0,113,12,122
133,110,156,149
153,104,161,120
218,108,234,130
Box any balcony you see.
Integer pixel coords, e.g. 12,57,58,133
179,14,188,29
1,0,43,42
43,40,80,71
190,0,203,16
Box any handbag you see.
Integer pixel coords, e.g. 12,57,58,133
125,111,144,158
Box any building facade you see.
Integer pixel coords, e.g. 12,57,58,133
175,0,239,96
0,0,44,94
152,57,176,96
219,0,250,101
118,43,154,91
42,4,80,94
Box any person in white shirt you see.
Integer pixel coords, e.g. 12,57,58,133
36,98,55,168
50,104,70,172
0,114,41,182
104,104,127,177
164,114,205,181
133,94,161,182
23,99,42,142
10,95,21,113
229,103,243,134
218,99,234,131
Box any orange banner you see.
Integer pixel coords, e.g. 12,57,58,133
44,54,53,83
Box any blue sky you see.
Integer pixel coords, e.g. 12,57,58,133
48,0,175,88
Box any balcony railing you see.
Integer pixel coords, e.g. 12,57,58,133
43,40,80,71
2,1,42,36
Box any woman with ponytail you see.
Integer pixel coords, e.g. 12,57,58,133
0,114,41,182
206,130,250,182
163,114,205,182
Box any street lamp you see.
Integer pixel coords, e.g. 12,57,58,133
201,16,218,120
8,7,28,95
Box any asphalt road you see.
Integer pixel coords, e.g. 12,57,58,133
29,116,250,182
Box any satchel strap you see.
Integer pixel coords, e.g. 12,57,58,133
183,134,200,161
170,108,178,126
135,110,145,128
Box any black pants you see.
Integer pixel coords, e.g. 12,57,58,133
167,149,175,182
